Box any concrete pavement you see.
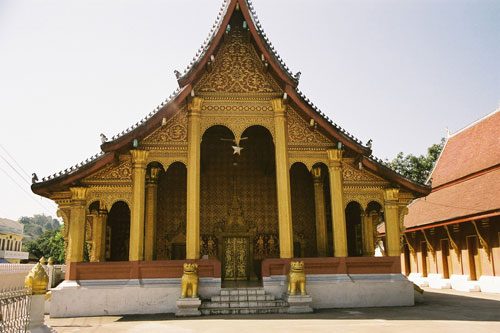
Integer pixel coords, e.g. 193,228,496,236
46,288,500,332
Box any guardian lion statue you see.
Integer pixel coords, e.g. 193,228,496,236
181,263,199,298
287,261,307,296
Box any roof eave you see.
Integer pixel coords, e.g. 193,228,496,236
31,151,116,196
361,156,431,197
100,85,191,153
285,86,371,156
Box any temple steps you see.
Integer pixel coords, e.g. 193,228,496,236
200,287,289,315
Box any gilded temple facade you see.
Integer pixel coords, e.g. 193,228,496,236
32,0,430,316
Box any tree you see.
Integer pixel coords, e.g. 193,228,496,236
23,228,66,264
19,214,61,242
386,138,445,184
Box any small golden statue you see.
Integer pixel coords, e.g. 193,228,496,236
24,263,49,295
287,261,307,296
180,263,199,298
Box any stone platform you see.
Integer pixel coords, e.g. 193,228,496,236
200,287,289,315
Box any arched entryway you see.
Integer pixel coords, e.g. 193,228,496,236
365,201,383,256
107,201,130,261
346,201,363,257
156,161,187,260
200,125,278,280
290,162,316,258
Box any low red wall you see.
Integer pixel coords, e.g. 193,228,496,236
65,259,221,281
261,257,401,277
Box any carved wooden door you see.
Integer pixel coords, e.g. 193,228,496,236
223,237,249,280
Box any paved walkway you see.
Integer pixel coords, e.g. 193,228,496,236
46,288,500,332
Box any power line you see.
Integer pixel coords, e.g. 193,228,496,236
0,154,31,185
0,166,54,215
0,144,31,179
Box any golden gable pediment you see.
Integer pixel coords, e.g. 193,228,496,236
82,158,131,184
287,107,331,145
195,28,281,94
342,161,386,183
141,108,188,146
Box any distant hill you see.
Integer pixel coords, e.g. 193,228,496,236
18,214,60,242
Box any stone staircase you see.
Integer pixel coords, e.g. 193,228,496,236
200,287,289,315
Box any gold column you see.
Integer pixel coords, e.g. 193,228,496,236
186,97,203,259
327,149,347,257
312,166,327,257
129,149,149,261
68,187,87,262
361,212,376,256
384,187,400,257
144,167,161,261
271,98,293,258
92,208,107,262
363,211,378,256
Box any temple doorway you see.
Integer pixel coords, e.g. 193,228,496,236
346,202,363,256
222,236,250,280
200,125,278,280
107,201,130,261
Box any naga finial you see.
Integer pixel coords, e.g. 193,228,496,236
24,263,49,295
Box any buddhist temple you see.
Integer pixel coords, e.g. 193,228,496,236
32,0,431,317
402,108,500,294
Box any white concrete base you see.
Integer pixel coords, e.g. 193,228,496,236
175,297,201,317
427,274,451,289
408,273,429,287
479,276,500,294
264,274,414,308
284,295,313,313
29,294,54,332
450,275,481,292
50,277,220,318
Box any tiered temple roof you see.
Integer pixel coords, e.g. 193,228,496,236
32,0,430,197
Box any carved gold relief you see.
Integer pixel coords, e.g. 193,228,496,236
147,150,188,171
342,160,386,184
287,107,331,145
142,107,188,146
82,159,132,185
86,186,132,210
343,188,385,211
199,100,276,143
202,102,273,113
223,237,249,281
195,28,281,94
288,151,328,171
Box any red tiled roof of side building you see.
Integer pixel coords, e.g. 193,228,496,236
405,167,500,228
431,109,500,187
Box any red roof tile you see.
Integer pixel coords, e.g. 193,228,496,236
431,110,500,187
404,108,500,228
405,165,500,228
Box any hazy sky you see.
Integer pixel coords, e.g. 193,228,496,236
0,0,499,221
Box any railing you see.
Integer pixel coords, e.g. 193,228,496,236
0,288,31,333
0,264,35,274
0,264,66,289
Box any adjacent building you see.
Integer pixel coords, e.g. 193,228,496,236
403,108,500,293
0,218,29,263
